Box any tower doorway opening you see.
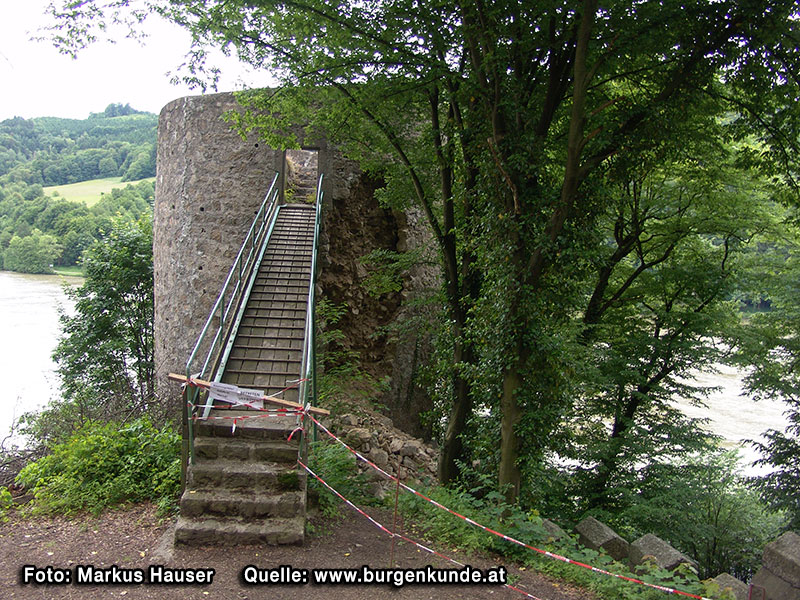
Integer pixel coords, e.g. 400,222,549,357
284,148,319,204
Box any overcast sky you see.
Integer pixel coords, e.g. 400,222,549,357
1,0,264,121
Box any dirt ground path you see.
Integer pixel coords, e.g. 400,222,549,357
0,503,594,600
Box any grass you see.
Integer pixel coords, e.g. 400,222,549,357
44,177,155,207
53,266,84,278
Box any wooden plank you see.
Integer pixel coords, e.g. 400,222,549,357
168,373,330,416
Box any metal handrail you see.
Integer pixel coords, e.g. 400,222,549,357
299,174,324,412
183,172,281,462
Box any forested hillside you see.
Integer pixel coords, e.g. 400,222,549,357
0,104,156,273
0,103,156,185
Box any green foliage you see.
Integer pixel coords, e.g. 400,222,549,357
90,103,144,119
398,469,548,558
395,472,720,600
0,487,12,522
2,229,60,273
529,542,713,600
359,248,423,298
15,418,180,515
307,440,376,518
0,178,154,270
40,0,800,582
315,299,383,413
601,451,786,580
735,230,800,531
23,217,156,444
0,111,156,185
0,109,156,272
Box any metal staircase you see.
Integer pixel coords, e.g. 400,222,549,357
220,204,315,403
173,170,322,546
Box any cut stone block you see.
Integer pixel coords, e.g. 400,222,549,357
751,531,800,600
710,573,748,600
762,531,800,588
542,518,567,542
174,516,304,546
629,533,697,572
574,516,629,562
751,567,798,600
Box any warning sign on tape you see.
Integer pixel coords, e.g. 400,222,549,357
207,382,265,409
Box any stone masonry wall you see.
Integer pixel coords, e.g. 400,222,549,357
155,92,333,399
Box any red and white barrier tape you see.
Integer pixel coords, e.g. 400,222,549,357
270,378,308,398
304,414,712,600
186,402,302,434
188,406,303,420
298,459,544,600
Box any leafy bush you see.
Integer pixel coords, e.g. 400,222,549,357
0,487,12,521
15,418,179,515
394,469,725,600
603,451,787,580
315,299,384,413
528,542,723,600
398,475,549,559
307,440,378,518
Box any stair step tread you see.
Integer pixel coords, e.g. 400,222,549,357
185,478,300,496
189,460,301,475
222,370,302,379
229,353,302,361
181,488,305,503
174,515,305,546
192,437,299,463
225,357,302,366
195,411,300,440
231,344,302,352
232,334,305,341
235,323,305,329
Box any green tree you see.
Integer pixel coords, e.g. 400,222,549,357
98,156,118,177
51,217,156,436
59,229,95,266
44,0,800,505
121,146,155,181
2,230,60,273
736,230,800,531
567,151,777,513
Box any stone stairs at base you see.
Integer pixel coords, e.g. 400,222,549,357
174,422,307,546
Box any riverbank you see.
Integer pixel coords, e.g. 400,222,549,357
0,271,81,448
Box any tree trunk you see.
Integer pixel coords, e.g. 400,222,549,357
438,337,475,484
499,335,526,504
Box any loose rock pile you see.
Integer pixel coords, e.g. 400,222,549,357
322,411,438,499
318,408,437,499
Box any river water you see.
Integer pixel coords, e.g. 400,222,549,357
672,363,790,474
0,271,80,448
0,272,792,471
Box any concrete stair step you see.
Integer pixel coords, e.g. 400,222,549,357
188,460,306,491
174,515,305,546
180,488,305,519
193,437,300,463
195,412,300,440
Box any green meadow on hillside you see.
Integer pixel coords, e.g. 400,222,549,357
44,176,156,207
